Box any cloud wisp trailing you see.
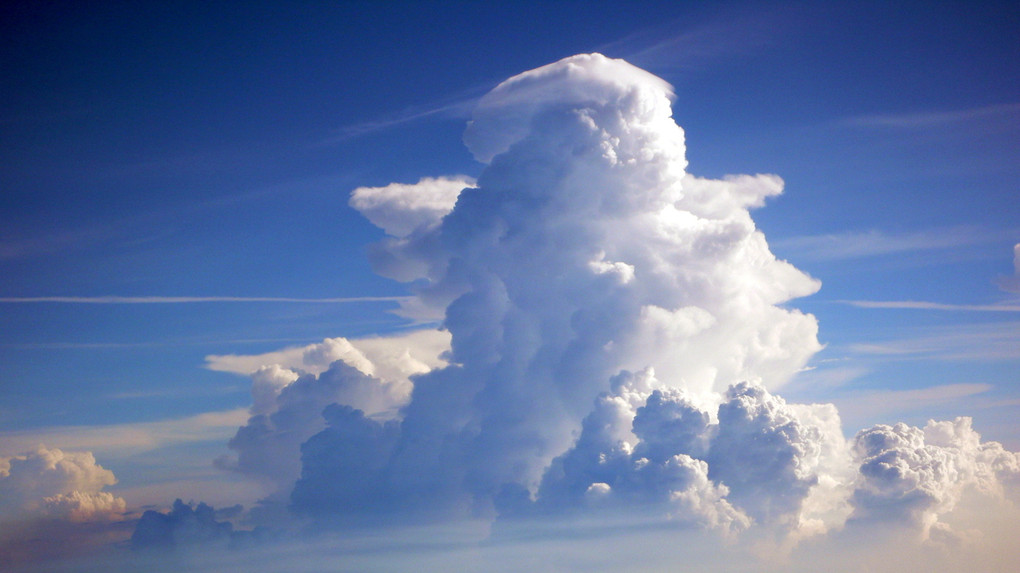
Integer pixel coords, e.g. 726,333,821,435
771,226,1014,263
839,300,1020,312
840,102,1020,130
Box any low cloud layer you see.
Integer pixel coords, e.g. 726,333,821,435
99,53,1020,568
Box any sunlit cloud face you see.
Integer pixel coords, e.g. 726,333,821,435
0,446,125,523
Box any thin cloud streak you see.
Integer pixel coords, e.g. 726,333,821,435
326,98,479,144
834,383,994,424
841,300,1020,312
772,226,1013,262
0,409,249,459
841,102,1020,129
324,7,791,146
598,4,792,72
848,321,1020,361
0,295,412,304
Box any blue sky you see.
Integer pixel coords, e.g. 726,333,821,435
1,1,1018,570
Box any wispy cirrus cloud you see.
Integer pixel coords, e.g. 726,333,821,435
840,300,1020,312
0,409,249,459
326,98,479,144
597,3,795,72
772,226,1013,262
840,102,1020,129
323,7,795,147
834,383,994,423
0,225,120,261
848,321,1020,361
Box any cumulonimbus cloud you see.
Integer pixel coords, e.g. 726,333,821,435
150,53,1019,560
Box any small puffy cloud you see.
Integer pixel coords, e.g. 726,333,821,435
217,331,449,497
532,370,749,534
302,337,375,375
0,445,125,522
707,382,851,529
38,490,126,523
849,417,1020,539
250,365,301,417
212,331,451,522
531,375,849,539
220,361,403,498
350,175,475,238
995,243,1020,293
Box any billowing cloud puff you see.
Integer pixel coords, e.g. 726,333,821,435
850,417,1020,539
249,365,301,417
216,330,451,504
0,446,126,522
463,52,674,164
290,405,401,519
530,369,749,533
708,383,853,534
995,243,1020,293
530,372,850,538
220,361,403,498
350,176,476,238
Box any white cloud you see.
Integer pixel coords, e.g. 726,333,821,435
204,328,450,380
350,176,476,238
276,54,1017,543
772,227,1010,262
996,243,1020,294
462,53,676,164
530,369,749,532
137,53,1020,561
834,383,994,426
841,102,1020,129
0,446,126,522
847,322,1020,361
0,409,249,460
840,300,1020,312
214,330,451,505
849,417,1019,540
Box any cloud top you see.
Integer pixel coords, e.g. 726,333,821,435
464,53,675,163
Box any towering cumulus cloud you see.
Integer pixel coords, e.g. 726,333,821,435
298,53,826,522
0,446,125,523
211,54,1017,557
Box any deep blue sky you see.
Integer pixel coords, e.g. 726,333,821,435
1,0,1017,447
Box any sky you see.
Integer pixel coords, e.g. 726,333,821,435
1,1,1018,571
